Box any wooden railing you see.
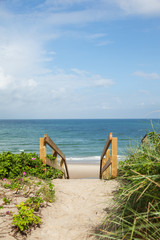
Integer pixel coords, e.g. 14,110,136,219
40,134,69,179
99,133,117,179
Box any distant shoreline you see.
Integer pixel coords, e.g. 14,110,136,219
67,163,99,179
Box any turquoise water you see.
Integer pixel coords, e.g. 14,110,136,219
0,119,160,163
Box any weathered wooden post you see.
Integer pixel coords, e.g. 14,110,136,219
60,157,65,179
40,137,46,165
101,157,106,179
106,149,111,179
111,137,117,178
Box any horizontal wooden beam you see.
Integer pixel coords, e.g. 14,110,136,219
44,134,66,160
46,157,65,173
100,133,112,178
102,157,111,174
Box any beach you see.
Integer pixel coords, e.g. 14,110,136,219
67,163,99,179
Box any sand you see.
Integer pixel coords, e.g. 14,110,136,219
0,163,119,240
67,163,99,179
27,176,119,240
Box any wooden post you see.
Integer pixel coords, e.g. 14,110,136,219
111,137,117,178
102,157,106,179
106,149,111,179
40,138,46,165
52,149,55,156
99,160,102,179
60,157,64,167
102,149,110,179
54,152,57,164
60,158,65,179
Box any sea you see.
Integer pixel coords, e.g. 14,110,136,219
0,119,160,163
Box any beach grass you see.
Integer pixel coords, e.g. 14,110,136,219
97,131,160,240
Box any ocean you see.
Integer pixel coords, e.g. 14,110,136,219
0,119,159,163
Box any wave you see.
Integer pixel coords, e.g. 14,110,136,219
66,156,100,162
66,155,126,163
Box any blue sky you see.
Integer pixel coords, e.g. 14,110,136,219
0,0,160,119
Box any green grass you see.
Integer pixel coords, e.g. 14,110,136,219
97,131,160,240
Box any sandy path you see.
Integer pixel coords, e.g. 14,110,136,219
27,179,118,240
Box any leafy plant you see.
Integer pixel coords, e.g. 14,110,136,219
13,202,41,232
3,197,10,205
25,197,44,211
0,152,63,179
12,180,55,233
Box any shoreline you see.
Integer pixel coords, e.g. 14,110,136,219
67,163,99,179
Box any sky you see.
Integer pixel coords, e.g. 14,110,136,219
0,0,160,119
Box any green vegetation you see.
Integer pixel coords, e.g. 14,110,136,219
35,182,55,203
0,176,56,235
0,151,63,179
13,201,41,232
0,151,62,237
97,131,160,240
3,197,10,205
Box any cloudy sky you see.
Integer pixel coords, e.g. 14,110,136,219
0,0,160,119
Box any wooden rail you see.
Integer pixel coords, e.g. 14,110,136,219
40,134,69,179
99,133,117,179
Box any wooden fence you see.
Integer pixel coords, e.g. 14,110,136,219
99,133,117,179
40,134,69,179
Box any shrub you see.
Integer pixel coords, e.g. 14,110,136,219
13,202,41,232
0,152,63,179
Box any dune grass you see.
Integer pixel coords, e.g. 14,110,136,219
97,131,160,240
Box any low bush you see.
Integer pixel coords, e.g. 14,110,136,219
13,201,41,232
0,152,63,179
0,151,61,237
0,176,56,236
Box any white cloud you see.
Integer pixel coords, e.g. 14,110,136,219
1,0,160,35
0,37,42,77
71,68,89,76
87,33,107,39
44,0,160,17
25,79,38,89
101,104,113,110
96,40,113,46
52,87,66,99
0,0,159,119
94,77,114,87
134,71,160,79
46,68,114,91
114,0,160,15
138,102,145,107
46,9,107,25
0,67,13,90
43,0,160,22
49,51,56,55
139,90,150,95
